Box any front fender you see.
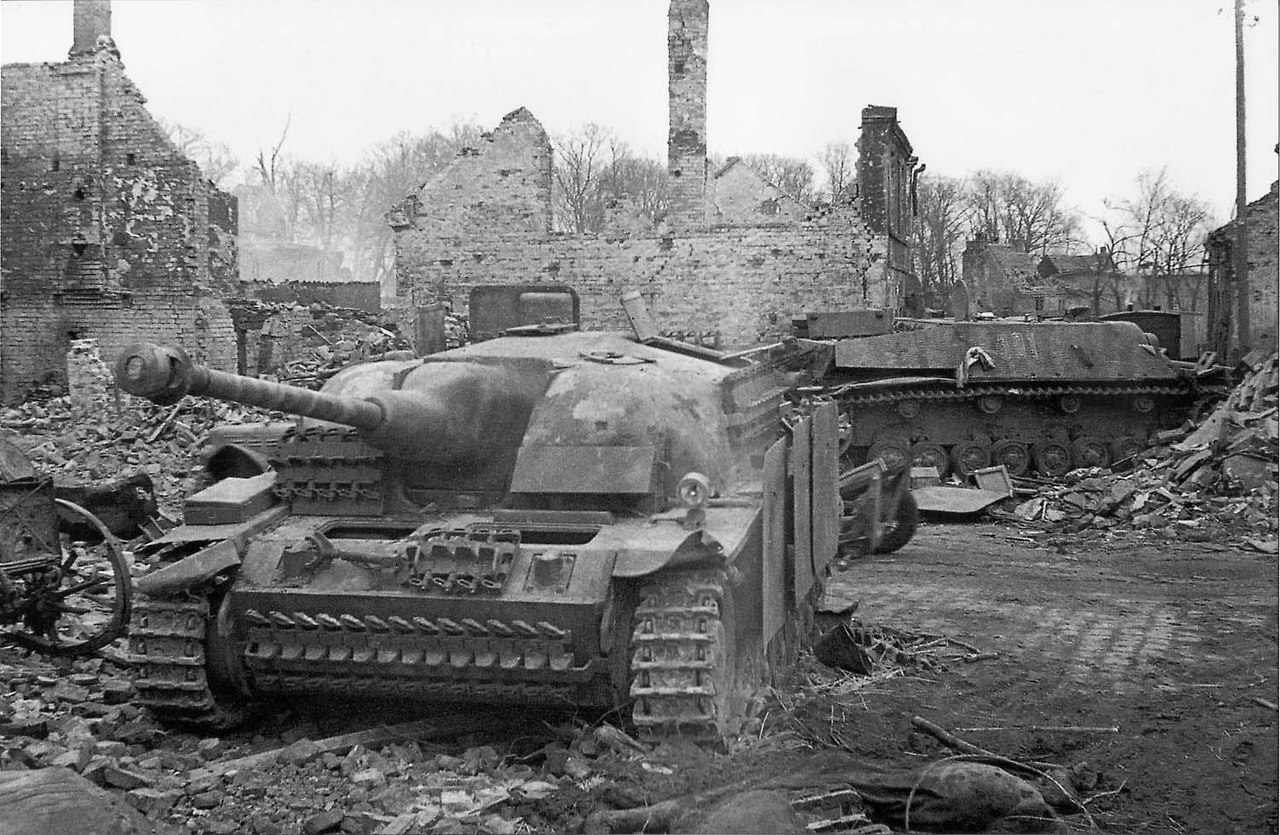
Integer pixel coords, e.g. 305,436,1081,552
136,539,241,597
612,529,725,578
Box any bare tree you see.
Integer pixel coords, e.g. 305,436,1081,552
554,124,669,233
553,124,613,233
740,153,816,204
160,120,239,187
818,141,855,202
911,174,970,310
965,170,1083,254
1101,167,1216,312
254,116,292,193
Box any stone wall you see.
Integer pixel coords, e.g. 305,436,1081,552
1,42,236,402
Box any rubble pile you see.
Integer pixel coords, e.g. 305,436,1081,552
1002,352,1279,549
252,302,415,389
0,649,625,834
1,396,275,517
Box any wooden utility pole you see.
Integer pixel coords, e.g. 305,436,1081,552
1234,0,1250,353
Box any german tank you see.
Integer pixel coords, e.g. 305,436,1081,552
115,324,912,738
783,319,1227,479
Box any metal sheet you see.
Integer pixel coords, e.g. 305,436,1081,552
833,321,1179,382
509,445,656,494
762,436,788,646
972,465,1014,497
912,485,1008,516
810,401,841,576
792,416,814,607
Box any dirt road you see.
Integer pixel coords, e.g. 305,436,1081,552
817,521,1279,833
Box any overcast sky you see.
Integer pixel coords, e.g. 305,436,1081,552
2,0,1277,240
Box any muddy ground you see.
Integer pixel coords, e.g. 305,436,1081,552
2,518,1276,834
812,521,1279,833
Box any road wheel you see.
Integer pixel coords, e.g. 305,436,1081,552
867,439,910,471
990,440,1031,476
909,443,950,479
874,492,918,554
950,441,991,477
1071,437,1110,469
1032,440,1072,477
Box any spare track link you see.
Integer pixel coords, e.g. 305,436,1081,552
127,595,243,729
629,568,733,740
833,381,1226,407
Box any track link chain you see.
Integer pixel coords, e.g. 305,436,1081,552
629,569,732,739
127,595,243,729
832,381,1226,407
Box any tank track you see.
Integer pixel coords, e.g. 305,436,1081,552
830,380,1225,407
127,594,244,730
629,568,736,740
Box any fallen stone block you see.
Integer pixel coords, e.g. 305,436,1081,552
0,766,167,835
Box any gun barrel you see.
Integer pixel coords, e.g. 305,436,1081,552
115,342,385,430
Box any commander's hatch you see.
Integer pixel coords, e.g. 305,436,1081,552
620,290,745,366
469,285,581,341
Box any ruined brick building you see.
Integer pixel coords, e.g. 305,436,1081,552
0,0,237,403
391,0,922,350
958,237,1064,318
1206,180,1279,354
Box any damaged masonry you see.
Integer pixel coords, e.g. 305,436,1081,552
1,2,1277,835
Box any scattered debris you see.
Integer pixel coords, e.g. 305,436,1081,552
912,484,1009,518
992,352,1279,548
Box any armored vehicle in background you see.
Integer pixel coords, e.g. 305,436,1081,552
782,319,1226,479
116,315,912,738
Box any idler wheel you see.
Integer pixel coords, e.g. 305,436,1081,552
909,442,950,478
1071,437,1110,469
1111,436,1145,463
1032,440,1072,477
867,439,910,471
950,441,991,477
990,440,1031,476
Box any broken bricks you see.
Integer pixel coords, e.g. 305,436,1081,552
996,351,1279,547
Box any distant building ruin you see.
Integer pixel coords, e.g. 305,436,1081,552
391,0,922,350
1206,180,1279,354
0,0,238,403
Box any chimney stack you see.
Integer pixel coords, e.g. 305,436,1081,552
667,0,709,228
70,0,114,57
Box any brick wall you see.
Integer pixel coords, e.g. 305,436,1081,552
393,105,899,349
1245,183,1278,348
247,280,380,312
1,43,236,402
396,193,891,351
1206,181,1279,353
667,0,709,228
857,105,921,315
